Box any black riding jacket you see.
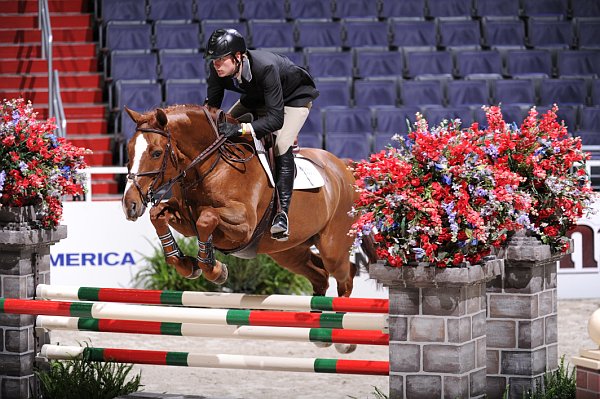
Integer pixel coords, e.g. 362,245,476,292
206,49,319,137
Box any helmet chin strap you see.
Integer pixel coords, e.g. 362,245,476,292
231,54,242,78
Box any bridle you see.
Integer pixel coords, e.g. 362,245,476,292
126,106,253,207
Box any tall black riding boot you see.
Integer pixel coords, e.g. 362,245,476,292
270,147,295,241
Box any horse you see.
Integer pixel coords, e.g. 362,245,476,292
121,104,365,300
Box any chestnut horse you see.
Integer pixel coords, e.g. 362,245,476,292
121,104,361,298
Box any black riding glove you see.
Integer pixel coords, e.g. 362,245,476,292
218,122,242,138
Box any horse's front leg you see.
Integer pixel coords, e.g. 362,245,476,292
149,203,202,279
195,207,229,284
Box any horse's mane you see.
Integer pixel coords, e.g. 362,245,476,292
163,104,204,114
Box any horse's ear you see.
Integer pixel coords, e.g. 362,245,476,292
125,107,142,123
155,108,168,128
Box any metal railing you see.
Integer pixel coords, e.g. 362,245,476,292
38,0,67,137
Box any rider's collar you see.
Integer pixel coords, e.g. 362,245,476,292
235,55,252,84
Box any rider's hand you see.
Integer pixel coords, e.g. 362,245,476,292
218,122,242,138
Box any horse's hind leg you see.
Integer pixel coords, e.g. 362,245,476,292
268,244,330,296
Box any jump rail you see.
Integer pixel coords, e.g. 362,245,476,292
36,315,390,346
1,298,388,331
36,284,389,313
41,345,390,376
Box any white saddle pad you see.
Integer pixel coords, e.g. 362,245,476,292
254,136,324,190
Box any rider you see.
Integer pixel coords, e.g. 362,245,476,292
204,28,319,241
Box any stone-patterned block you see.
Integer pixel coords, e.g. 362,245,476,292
0,353,34,376
466,284,482,313
504,265,543,294
470,367,487,397
518,318,544,349
447,316,471,343
5,329,29,353
2,275,29,298
538,289,554,316
389,342,421,372
389,315,408,341
443,374,469,399
545,314,558,344
0,313,34,328
475,337,486,369
486,320,516,348
547,344,558,371
501,348,547,375
409,317,445,342
389,372,404,399
36,252,52,273
487,376,508,399
544,262,557,289
389,287,420,316
472,310,486,338
406,375,442,399
489,294,538,319
1,376,31,399
26,274,35,298
487,350,500,374
423,342,475,373
0,252,32,276
509,376,542,399
487,274,503,293
422,287,466,316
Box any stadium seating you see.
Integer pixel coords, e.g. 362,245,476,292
521,0,569,18
505,49,553,78
493,79,536,106
312,78,352,108
248,20,295,50
572,0,600,17
241,0,287,20
447,79,490,107
481,17,526,49
148,0,195,21
380,0,426,19
390,19,436,50
527,18,575,49
196,0,241,20
333,0,379,19
437,19,482,50
405,50,453,79
454,50,503,79
576,19,600,50
422,106,474,126
165,79,207,106
305,49,353,78
154,21,201,50
427,0,473,18
287,0,333,19
353,78,399,107
296,20,343,49
159,50,206,80
474,0,520,18
556,50,600,78
400,79,446,106
101,0,146,23
343,19,390,48
539,79,588,105
354,49,404,78
109,50,158,81
104,21,152,51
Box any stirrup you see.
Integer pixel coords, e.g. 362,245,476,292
270,212,289,241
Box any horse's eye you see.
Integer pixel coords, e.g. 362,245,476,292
151,150,163,159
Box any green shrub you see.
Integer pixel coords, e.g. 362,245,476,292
36,358,142,399
523,356,576,399
134,236,312,295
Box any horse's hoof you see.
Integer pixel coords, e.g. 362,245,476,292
187,268,202,279
335,343,357,354
313,342,333,349
212,262,228,285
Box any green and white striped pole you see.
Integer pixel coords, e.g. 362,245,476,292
40,345,389,375
36,284,389,313
36,315,390,346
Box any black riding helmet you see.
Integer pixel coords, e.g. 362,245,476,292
204,28,247,60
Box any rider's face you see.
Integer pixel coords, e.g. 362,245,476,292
213,54,238,77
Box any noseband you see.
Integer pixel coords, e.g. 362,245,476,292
127,107,230,206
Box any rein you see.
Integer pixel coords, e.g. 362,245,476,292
127,107,254,206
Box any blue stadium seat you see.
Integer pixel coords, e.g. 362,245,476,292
353,78,398,107
447,79,490,107
538,79,587,105
427,0,473,18
159,50,206,80
481,17,526,49
380,0,426,19
354,49,403,78
576,19,600,50
154,21,201,50
343,19,390,48
400,79,446,106
592,80,600,106
324,106,373,133
474,0,520,18
527,18,575,49
333,0,379,19
101,0,147,23
241,0,287,19
296,20,343,49
579,106,600,134
537,104,579,131
313,78,352,108
110,50,158,81
404,50,453,79
277,50,304,67
557,50,600,78
422,106,474,127
437,19,482,50
248,20,295,50
104,21,152,51
305,49,353,78
325,133,372,160
196,0,241,20
493,79,536,106
505,49,553,78
165,79,207,106
116,80,163,141
148,0,194,21
454,50,503,79
298,131,323,149
201,21,248,49
500,104,529,125
373,132,402,152
521,0,569,18
300,108,324,135
373,105,420,135
390,19,436,50
571,0,600,18
287,0,334,19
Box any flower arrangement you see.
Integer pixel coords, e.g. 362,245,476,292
0,98,90,229
351,105,595,268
